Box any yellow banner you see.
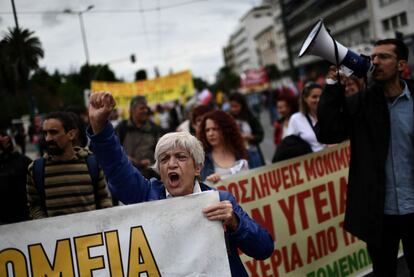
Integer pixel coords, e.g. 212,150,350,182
91,70,195,118
215,142,373,276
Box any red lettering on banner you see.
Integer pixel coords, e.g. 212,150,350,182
268,162,304,193
304,147,350,181
218,155,348,211
269,250,282,277
290,242,304,271
339,221,358,246
246,243,305,277
268,169,282,193
339,177,347,214
245,259,273,277
259,173,271,198
335,146,350,170
306,226,338,264
251,205,275,240
278,190,312,235
260,260,272,277
278,195,297,235
327,181,339,217
279,178,347,235
239,179,250,203
304,158,317,181
227,182,240,202
307,235,318,263
297,190,312,231
293,162,304,186
313,184,330,224
251,177,263,201
245,260,260,277
216,185,226,191
281,166,291,189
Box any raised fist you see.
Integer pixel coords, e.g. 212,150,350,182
88,92,116,134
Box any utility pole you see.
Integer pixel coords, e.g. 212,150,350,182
10,0,19,29
63,5,94,65
279,0,297,82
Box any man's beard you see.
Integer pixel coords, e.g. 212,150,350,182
46,142,65,156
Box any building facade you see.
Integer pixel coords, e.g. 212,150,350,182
223,5,274,75
281,0,414,79
223,0,413,84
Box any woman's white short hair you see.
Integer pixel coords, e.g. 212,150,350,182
153,132,205,173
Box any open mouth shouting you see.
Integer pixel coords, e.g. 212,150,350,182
168,172,181,188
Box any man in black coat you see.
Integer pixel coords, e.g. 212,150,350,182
316,39,414,276
0,130,32,224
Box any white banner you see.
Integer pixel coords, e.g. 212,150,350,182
0,191,231,277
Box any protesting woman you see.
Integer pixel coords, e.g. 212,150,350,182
285,82,325,152
197,109,249,184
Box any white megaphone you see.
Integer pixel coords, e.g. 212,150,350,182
299,19,373,78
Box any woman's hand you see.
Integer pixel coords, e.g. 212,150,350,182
206,173,221,183
203,200,239,232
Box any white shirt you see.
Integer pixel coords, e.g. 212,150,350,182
286,112,325,152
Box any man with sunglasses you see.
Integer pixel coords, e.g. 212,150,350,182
317,39,414,276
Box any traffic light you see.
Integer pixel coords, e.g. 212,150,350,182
130,54,136,63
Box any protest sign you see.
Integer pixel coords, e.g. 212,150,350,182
215,141,373,276
91,70,195,118
0,191,231,277
240,68,269,94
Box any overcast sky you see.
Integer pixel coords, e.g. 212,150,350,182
0,0,261,82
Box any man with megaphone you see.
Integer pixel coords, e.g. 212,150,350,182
313,35,414,276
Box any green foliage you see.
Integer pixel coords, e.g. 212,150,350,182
0,27,44,92
135,69,147,81
29,64,118,114
0,92,29,127
193,77,209,91
0,27,44,120
213,66,240,94
265,64,280,81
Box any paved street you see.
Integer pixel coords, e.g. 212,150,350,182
258,107,276,164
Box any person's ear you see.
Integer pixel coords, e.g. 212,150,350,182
398,59,407,72
194,164,202,176
67,129,79,141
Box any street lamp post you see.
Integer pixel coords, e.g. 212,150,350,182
10,0,20,29
64,5,94,65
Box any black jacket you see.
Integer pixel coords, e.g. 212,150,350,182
316,79,414,245
0,151,32,224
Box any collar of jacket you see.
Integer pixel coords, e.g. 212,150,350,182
127,119,152,132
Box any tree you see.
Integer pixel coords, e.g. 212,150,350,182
193,77,209,92
30,68,63,112
265,64,280,81
0,27,44,93
90,64,118,82
0,27,44,123
213,66,240,94
135,69,147,81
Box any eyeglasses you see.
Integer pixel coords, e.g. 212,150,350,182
370,53,397,61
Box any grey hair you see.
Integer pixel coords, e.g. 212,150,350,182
153,132,205,173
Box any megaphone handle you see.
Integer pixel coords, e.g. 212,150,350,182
360,54,371,90
326,28,342,84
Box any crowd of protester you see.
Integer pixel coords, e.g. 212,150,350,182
1,37,413,276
